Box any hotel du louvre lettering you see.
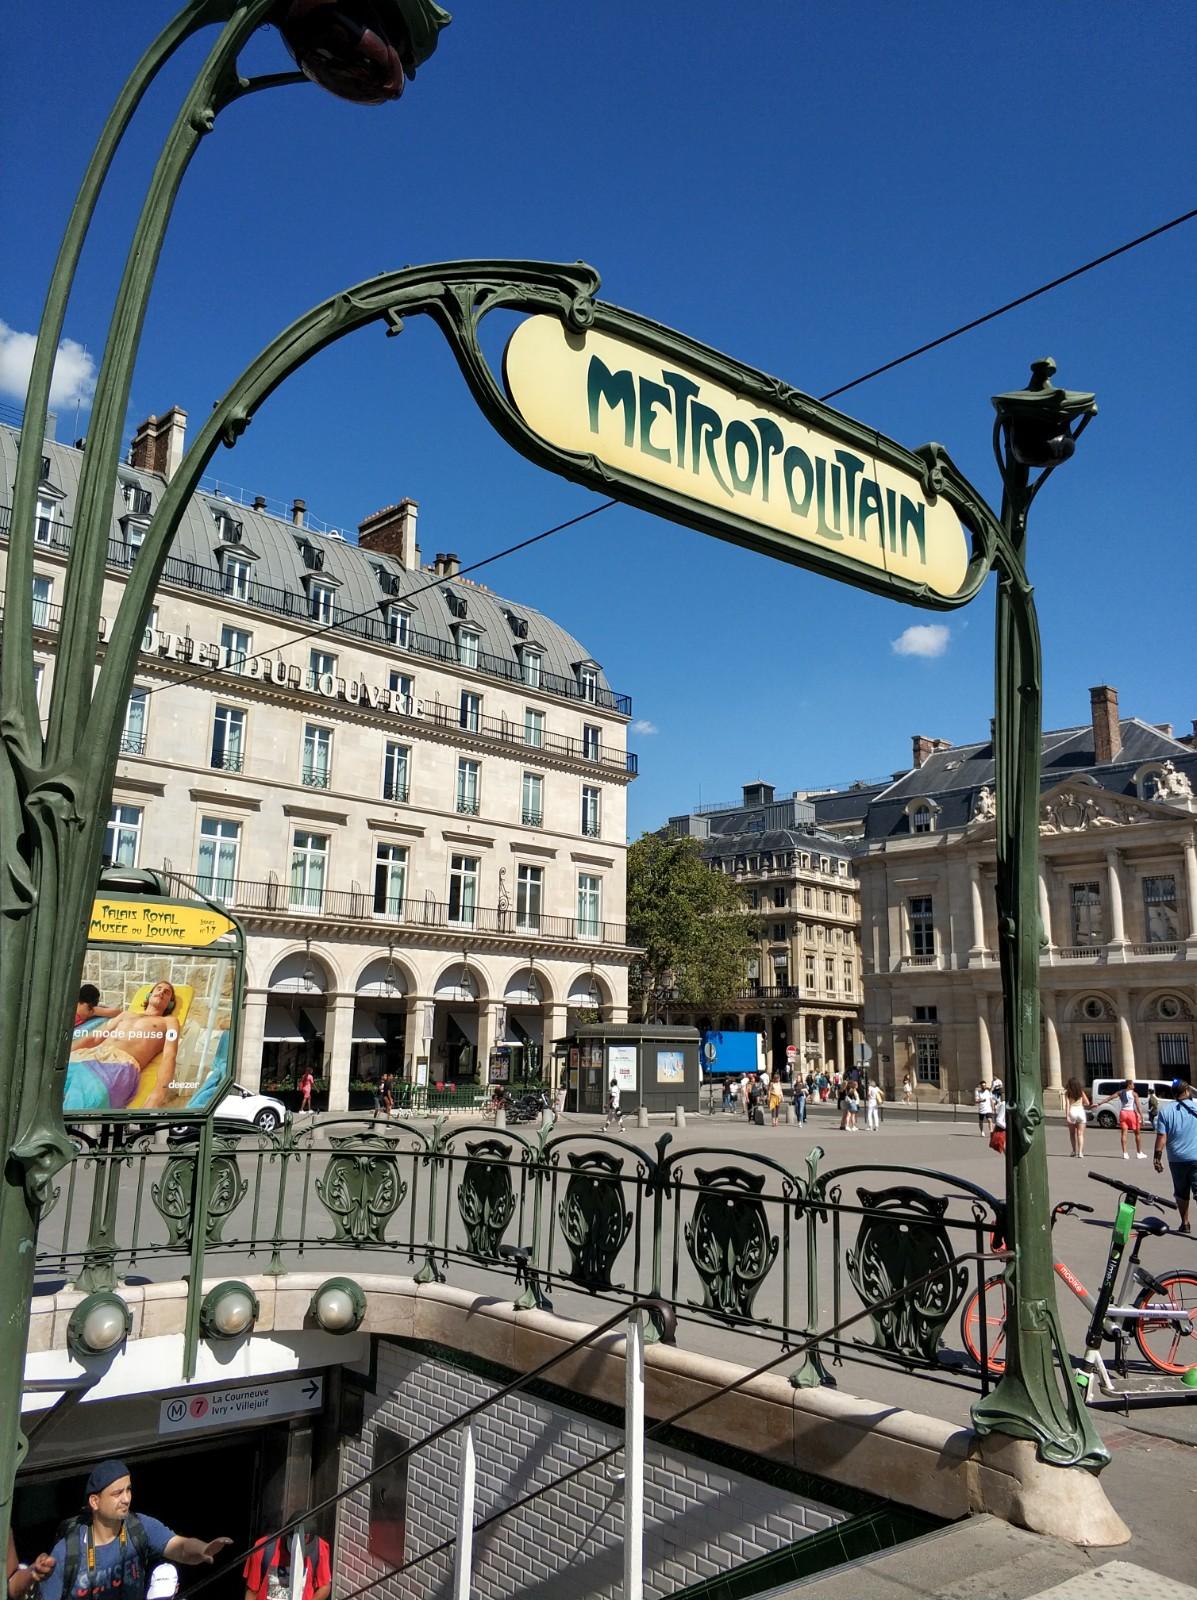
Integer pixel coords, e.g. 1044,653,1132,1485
504,315,970,598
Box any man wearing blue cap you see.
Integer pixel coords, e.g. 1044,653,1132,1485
1153,1081,1197,1235
39,1461,231,1600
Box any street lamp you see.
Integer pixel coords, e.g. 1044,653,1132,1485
0,0,448,1553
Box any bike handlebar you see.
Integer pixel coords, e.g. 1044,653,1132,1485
1088,1169,1178,1212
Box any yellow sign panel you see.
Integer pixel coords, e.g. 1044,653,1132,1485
504,315,970,598
88,898,236,947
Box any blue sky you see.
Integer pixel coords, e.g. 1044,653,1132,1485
3,2,1194,834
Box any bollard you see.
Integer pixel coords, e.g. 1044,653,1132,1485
494,1108,506,1129
674,1106,686,1129
785,1103,797,1125
637,1106,649,1129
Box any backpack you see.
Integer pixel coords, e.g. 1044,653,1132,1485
251,1532,322,1596
59,1516,152,1600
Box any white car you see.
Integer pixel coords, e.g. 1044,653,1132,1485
212,1083,288,1132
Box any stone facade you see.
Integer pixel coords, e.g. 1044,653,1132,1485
334,1338,846,1600
3,417,638,1110
851,694,1197,1101
660,784,862,1075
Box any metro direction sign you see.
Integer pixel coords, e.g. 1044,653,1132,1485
503,312,972,600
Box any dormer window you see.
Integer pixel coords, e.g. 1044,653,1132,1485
221,551,251,600
912,807,934,834
521,647,542,689
507,610,529,639
308,581,336,624
34,496,61,545
295,537,324,571
121,481,152,517
212,508,243,544
445,589,468,620
384,606,412,647
577,663,600,703
456,627,480,667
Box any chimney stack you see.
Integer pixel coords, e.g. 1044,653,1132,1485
443,552,460,577
1089,685,1121,765
911,734,952,769
290,498,306,528
252,495,267,512
357,497,420,570
129,406,187,480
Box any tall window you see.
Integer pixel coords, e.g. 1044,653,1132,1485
220,624,251,673
385,607,411,647
773,954,788,988
912,806,933,834
773,887,787,908
802,886,813,909
824,956,835,992
581,785,601,838
822,890,832,911
804,953,816,989
222,554,250,600
459,690,481,733
211,705,246,771
104,804,143,869
303,724,333,788
524,708,545,748
448,854,479,925
1070,882,1104,947
388,669,414,710
841,894,850,916
142,604,159,653
383,741,410,802
121,688,148,755
456,757,481,814
289,831,328,910
521,648,542,688
1143,875,1179,943
516,864,543,932
521,772,543,827
33,661,45,707
582,723,601,761
579,665,599,703
842,959,853,994
308,648,337,689
577,873,601,939
309,582,335,624
914,1035,940,1084
1159,1034,1191,1073
908,896,935,958
1082,1033,1114,1080
196,817,240,899
31,576,53,627
457,629,480,667
35,498,59,544
373,842,407,918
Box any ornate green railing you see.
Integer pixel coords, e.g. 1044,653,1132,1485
37,1118,1004,1391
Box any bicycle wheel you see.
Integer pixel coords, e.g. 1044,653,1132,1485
1134,1271,1197,1375
961,1275,1007,1375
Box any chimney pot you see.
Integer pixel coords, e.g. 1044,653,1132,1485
1089,685,1122,765
443,552,460,577
252,495,267,512
291,498,306,528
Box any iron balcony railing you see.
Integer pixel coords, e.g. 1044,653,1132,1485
520,809,543,828
301,767,332,790
2,507,634,716
455,797,481,816
118,731,147,756
209,749,244,773
423,701,637,774
170,873,628,943
382,781,410,803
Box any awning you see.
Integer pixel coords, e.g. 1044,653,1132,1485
301,1008,325,1038
352,1012,386,1044
449,1011,478,1046
263,1005,307,1044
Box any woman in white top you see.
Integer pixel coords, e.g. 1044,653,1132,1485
865,1082,882,1132
1064,1076,1090,1158
975,1083,995,1136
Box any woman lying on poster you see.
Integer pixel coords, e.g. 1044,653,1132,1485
64,981,180,1113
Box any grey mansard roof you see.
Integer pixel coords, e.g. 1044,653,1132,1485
4,425,626,709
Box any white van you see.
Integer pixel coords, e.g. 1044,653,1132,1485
1086,1078,1176,1129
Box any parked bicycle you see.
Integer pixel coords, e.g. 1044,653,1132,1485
961,1171,1197,1393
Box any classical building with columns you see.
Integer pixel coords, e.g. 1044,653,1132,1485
660,784,862,1076
3,412,637,1110
854,688,1197,1101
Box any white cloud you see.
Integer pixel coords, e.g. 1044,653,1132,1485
0,320,97,412
632,719,658,735
891,624,950,659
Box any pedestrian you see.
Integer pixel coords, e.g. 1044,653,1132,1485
379,1071,394,1116
1095,1078,1146,1159
990,1093,1007,1155
243,1527,331,1600
767,1072,784,1127
990,1076,1003,1101
603,1075,625,1132
795,1079,808,1125
816,1071,828,1102
901,1073,914,1105
1064,1077,1090,1158
298,1068,314,1114
37,1460,231,1600
843,1084,860,1132
721,1078,733,1113
8,1532,55,1600
1152,1080,1197,1234
975,1082,995,1137
865,1081,882,1132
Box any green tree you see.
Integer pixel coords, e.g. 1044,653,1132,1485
627,832,758,1021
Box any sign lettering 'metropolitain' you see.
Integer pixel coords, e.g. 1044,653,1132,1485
503,315,969,598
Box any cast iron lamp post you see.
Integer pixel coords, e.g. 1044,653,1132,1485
0,0,448,1547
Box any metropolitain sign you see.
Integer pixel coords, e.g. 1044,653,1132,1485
503,315,971,600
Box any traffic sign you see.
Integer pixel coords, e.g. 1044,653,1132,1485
854,1042,873,1067
159,1375,322,1435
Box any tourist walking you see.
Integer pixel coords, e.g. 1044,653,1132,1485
975,1082,995,1137
865,1081,882,1132
379,1071,394,1116
767,1072,784,1127
1153,1080,1197,1233
901,1073,913,1105
794,1080,808,1125
604,1075,625,1132
1064,1077,1090,1157
990,1093,1007,1155
298,1068,314,1113
843,1084,860,1132
1095,1078,1146,1159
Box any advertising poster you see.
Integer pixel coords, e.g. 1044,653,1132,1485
64,895,240,1118
656,1049,685,1085
608,1042,637,1091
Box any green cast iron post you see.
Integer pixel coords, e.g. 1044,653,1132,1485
0,0,448,1552
971,361,1104,1467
